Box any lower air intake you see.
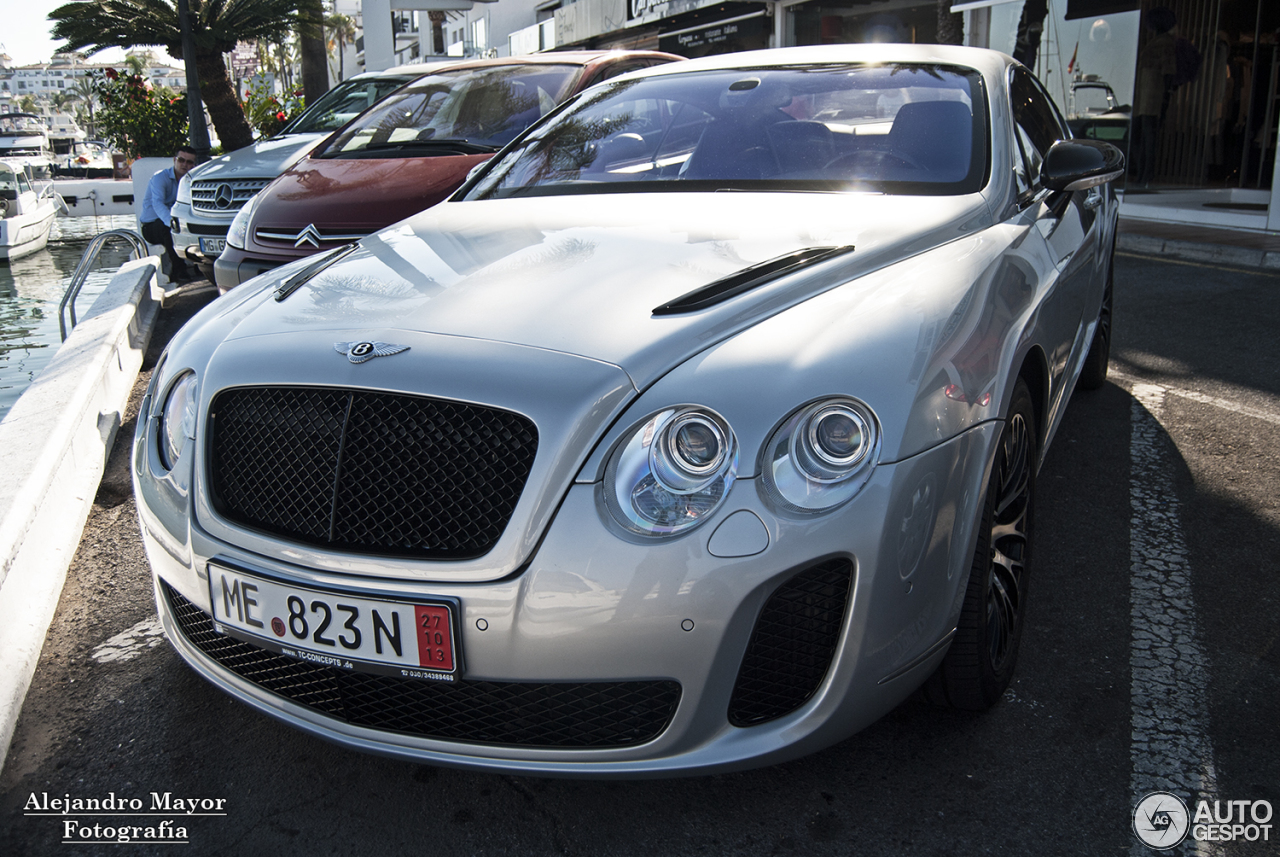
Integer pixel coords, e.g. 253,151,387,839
728,558,854,727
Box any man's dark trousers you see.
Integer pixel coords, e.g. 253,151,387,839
140,219,189,280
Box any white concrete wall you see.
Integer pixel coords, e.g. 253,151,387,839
0,257,162,770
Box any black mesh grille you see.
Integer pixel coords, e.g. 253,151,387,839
164,582,681,748
208,387,538,559
728,559,854,727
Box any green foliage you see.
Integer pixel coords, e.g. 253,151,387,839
241,78,305,138
91,69,189,158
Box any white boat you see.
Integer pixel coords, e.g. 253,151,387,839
54,140,114,178
0,161,61,261
0,113,57,180
46,112,88,153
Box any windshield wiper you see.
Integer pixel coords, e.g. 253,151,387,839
354,139,499,155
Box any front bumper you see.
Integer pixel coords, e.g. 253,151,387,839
214,244,295,293
136,415,996,776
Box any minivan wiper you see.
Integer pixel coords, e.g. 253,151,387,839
349,139,499,156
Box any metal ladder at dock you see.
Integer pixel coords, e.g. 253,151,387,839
57,228,151,341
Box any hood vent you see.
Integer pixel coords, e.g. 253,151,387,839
651,246,854,316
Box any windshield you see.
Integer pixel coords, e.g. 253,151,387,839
464,64,988,199
283,76,415,135
319,64,582,158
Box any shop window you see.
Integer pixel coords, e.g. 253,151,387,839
789,1,938,47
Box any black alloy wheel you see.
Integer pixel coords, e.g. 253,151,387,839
924,377,1036,711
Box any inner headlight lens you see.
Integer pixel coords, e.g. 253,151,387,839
176,172,193,205
225,193,258,249
159,372,198,470
764,397,879,512
605,407,737,536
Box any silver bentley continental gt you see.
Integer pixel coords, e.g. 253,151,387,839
133,44,1123,776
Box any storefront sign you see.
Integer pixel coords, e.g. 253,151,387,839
630,0,725,25
658,14,767,54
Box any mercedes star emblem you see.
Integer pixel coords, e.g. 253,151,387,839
213,183,235,209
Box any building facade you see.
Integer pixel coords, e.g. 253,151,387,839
337,0,1280,232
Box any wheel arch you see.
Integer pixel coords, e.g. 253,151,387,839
1015,345,1049,464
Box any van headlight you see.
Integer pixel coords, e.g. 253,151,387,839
604,407,737,537
225,193,259,249
159,372,198,470
763,398,879,512
176,172,192,205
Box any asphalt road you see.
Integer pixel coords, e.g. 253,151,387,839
1,252,1276,856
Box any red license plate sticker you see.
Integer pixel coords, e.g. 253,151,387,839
414,604,455,672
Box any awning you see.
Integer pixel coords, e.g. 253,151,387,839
949,0,1021,12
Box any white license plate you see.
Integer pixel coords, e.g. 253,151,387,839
199,237,226,255
207,564,458,681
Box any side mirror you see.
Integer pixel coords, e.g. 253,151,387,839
1041,139,1125,192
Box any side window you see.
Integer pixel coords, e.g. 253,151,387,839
1009,67,1067,198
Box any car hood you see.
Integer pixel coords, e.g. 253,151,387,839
188,133,327,181
191,191,992,580
227,191,993,386
248,154,491,235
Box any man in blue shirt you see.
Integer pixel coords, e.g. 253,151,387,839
140,145,198,282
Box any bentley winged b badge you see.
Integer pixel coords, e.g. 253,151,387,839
334,341,410,364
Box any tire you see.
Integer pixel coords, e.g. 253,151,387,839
923,378,1036,711
1077,250,1114,390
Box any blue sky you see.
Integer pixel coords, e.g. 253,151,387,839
4,4,142,67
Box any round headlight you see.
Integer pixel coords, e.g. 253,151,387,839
159,372,198,470
604,407,737,537
798,404,873,480
764,397,879,513
652,412,729,493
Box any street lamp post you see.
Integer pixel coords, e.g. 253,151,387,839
177,0,212,160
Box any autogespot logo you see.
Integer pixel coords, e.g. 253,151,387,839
1134,792,1190,849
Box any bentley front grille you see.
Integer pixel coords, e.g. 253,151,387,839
164,582,682,748
727,559,854,727
208,386,538,559
191,178,271,214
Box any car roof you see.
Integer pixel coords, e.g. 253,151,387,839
390,50,682,77
626,43,1009,80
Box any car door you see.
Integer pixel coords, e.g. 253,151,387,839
1008,66,1099,434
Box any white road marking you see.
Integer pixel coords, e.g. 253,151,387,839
1128,383,1220,856
1113,370,1280,427
91,617,165,664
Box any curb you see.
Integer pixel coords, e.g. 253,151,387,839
1117,231,1280,271
0,257,161,772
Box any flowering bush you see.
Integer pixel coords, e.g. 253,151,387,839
91,69,189,158
241,78,305,138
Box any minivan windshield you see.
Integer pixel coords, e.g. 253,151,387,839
282,75,416,135
318,64,582,158
464,63,988,198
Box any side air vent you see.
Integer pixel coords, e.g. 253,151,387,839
652,246,854,315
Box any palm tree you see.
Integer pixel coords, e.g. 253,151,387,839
49,0,305,152
298,0,328,103
936,0,962,45
123,53,149,77
69,75,98,136
326,11,357,82
49,91,79,114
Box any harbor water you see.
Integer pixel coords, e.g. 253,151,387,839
0,214,138,422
